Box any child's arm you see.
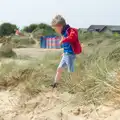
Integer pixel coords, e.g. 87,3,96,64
59,36,64,45
61,29,78,43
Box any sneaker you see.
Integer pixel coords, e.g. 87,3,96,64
50,83,58,88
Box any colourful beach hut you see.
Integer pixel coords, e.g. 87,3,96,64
40,35,61,49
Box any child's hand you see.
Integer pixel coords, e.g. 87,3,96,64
81,43,84,48
59,36,64,45
61,53,64,57
59,40,62,45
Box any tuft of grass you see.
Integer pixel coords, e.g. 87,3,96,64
96,39,103,45
0,43,16,58
107,47,120,62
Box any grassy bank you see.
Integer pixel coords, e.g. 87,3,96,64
0,34,120,107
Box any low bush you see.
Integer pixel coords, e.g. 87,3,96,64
0,23,17,36
0,43,16,58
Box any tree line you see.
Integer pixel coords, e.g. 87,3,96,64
0,23,56,36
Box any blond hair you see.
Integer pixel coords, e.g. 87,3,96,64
51,15,66,26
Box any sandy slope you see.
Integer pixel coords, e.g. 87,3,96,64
0,89,120,120
0,89,83,120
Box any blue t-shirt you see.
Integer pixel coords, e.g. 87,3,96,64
61,27,74,54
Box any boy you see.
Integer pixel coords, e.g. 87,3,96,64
51,15,82,88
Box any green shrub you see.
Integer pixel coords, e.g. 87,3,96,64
0,23,17,36
23,24,38,33
23,23,56,36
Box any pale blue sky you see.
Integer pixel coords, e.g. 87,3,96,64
0,0,119,28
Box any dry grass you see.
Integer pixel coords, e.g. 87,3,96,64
0,61,52,94
11,35,36,48
0,35,36,48
0,34,120,107
0,42,16,58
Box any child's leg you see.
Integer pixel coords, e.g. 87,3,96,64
66,55,76,72
54,67,63,83
54,55,66,83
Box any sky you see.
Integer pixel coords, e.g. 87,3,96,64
0,0,120,28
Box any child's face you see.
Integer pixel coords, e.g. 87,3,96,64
53,25,63,34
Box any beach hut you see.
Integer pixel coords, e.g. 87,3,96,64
40,35,61,49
